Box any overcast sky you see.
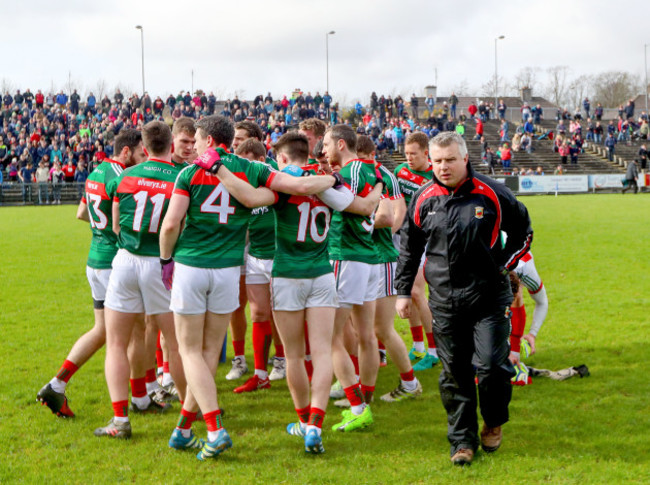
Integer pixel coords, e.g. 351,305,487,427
3,0,649,103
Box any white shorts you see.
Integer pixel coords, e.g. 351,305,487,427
271,273,338,311
245,256,273,285
105,249,171,315
333,260,379,307
170,263,240,315
86,266,111,301
376,262,396,299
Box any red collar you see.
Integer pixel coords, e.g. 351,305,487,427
105,157,125,169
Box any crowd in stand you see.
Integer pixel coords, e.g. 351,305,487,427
2,88,648,204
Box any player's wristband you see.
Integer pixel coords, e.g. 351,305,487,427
332,172,345,188
160,257,173,266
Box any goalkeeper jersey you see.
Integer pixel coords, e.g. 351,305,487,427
393,162,433,206
108,158,182,257
328,158,379,264
272,166,332,278
373,161,403,264
248,157,278,260
172,149,277,269
81,158,124,269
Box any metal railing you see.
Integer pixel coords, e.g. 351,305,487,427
0,182,85,206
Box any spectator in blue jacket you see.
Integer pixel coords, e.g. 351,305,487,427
56,91,68,108
582,98,590,118
87,92,96,112
605,133,617,161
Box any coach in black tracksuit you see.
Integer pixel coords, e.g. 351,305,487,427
395,131,532,466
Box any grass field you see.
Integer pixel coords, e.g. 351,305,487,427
0,194,649,484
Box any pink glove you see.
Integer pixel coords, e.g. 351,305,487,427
193,147,222,173
160,257,175,291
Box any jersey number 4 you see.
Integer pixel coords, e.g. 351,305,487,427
296,202,330,243
200,184,235,223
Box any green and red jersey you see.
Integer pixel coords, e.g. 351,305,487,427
272,166,332,278
373,161,403,263
248,157,278,260
327,158,379,264
172,149,277,268
394,162,433,206
108,158,182,257
81,158,125,269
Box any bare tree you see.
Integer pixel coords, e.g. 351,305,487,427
1,78,15,94
448,79,471,97
91,79,108,100
543,66,571,108
591,70,641,108
567,74,593,111
513,67,541,93
480,76,506,99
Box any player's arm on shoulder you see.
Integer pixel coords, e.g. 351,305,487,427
374,198,394,229
160,192,190,259
344,182,382,216
394,193,427,299
269,171,335,196
76,200,89,222
216,164,276,208
111,200,120,235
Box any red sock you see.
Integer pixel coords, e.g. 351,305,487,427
308,407,326,429
176,408,197,429
163,361,170,374
253,321,272,371
378,340,386,351
410,325,424,343
510,306,526,352
233,339,245,356
203,409,223,432
360,384,375,404
400,369,415,382
296,406,310,424
130,377,147,398
112,400,129,418
304,359,313,380
56,360,79,383
426,332,436,349
275,344,285,358
350,354,360,376
145,368,157,384
343,384,364,407
156,331,163,368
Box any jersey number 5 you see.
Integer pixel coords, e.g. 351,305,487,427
200,184,236,223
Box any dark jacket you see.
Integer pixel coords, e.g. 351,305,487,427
395,163,533,311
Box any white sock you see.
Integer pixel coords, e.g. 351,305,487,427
401,378,418,391
161,373,174,387
427,348,438,358
178,427,192,438
146,380,161,394
157,366,163,375
254,369,268,379
306,425,321,436
131,395,151,409
207,429,222,442
350,403,365,416
413,341,425,353
114,416,129,424
49,377,66,393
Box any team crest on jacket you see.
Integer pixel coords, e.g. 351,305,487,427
475,206,484,219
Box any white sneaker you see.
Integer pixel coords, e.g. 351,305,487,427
330,380,345,399
268,357,286,381
225,356,248,381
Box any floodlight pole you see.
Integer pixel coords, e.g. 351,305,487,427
326,31,335,93
494,35,505,114
645,43,648,114
136,25,145,96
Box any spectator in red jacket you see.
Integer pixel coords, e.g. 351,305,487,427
475,118,484,140
62,159,76,182
468,102,478,119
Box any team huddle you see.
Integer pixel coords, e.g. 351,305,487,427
36,115,547,464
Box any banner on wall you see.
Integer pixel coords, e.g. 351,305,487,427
588,174,624,189
518,176,589,193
